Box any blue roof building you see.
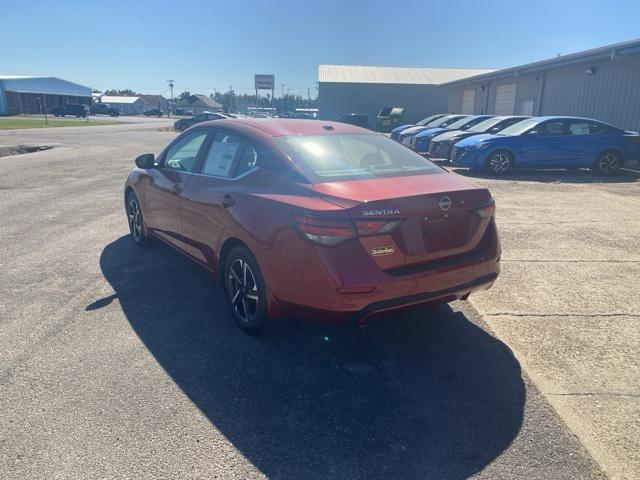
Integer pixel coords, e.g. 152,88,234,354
0,76,92,115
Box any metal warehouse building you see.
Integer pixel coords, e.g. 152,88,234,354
318,65,494,125
444,38,640,132
98,95,147,116
0,76,92,115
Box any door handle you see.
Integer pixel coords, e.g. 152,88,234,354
171,184,182,195
221,194,236,208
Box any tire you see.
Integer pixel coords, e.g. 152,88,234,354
486,150,514,175
223,245,268,335
593,150,622,176
126,192,150,247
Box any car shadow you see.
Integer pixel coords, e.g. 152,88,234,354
439,162,640,184
97,236,525,479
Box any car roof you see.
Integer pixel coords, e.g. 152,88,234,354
198,118,370,137
534,115,602,122
529,116,623,129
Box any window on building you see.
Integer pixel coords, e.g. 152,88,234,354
520,99,534,116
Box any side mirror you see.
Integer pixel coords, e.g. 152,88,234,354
135,153,156,169
526,130,542,136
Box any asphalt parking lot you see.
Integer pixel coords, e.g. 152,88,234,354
443,164,640,479
1,121,636,478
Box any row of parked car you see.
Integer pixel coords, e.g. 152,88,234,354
392,114,640,175
49,103,168,118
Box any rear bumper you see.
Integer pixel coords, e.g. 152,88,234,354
270,221,501,325
353,272,497,323
275,268,498,325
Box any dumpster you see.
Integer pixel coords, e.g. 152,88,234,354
376,106,405,132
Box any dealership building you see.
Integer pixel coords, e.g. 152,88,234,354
0,76,92,115
443,38,640,132
317,65,494,125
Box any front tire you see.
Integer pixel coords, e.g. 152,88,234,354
126,192,150,247
594,150,622,176
486,150,514,175
223,246,268,335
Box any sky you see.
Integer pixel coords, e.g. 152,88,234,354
1,0,639,97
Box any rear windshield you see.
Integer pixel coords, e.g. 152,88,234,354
275,133,442,181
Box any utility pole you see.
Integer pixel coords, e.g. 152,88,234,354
167,80,174,117
281,84,285,114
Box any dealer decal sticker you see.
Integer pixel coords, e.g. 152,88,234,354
372,246,394,256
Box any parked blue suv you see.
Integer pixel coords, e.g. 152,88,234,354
390,114,446,141
412,115,494,153
451,116,640,175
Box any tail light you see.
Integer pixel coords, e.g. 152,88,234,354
294,215,403,246
475,201,496,219
294,215,356,246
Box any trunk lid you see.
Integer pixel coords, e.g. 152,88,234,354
314,173,493,270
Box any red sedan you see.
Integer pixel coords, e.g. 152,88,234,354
124,119,500,334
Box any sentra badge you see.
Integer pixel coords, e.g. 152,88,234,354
362,209,400,216
372,246,394,256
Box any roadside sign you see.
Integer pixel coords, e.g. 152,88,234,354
255,74,275,90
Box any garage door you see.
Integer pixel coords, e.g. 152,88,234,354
461,89,476,114
494,83,516,115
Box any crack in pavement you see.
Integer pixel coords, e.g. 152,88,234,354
484,312,640,318
502,259,640,263
546,392,640,398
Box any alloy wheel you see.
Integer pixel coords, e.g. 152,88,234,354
127,198,143,242
598,152,620,175
489,152,512,174
227,258,260,325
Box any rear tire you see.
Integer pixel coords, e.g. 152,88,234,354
593,150,622,176
486,150,514,175
126,192,150,247
223,246,268,335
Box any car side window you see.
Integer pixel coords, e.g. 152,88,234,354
540,121,567,136
568,122,591,135
235,145,259,177
163,131,208,172
194,114,206,121
589,122,607,134
201,132,242,177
